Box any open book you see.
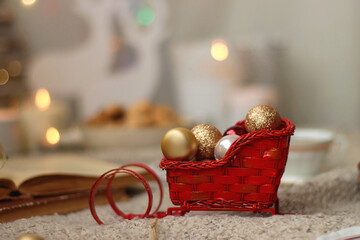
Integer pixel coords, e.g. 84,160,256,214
0,153,150,199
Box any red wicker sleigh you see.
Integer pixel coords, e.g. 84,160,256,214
159,118,295,216
89,118,295,223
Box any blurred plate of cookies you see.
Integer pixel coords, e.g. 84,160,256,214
81,100,193,149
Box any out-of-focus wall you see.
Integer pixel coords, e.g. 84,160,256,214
8,0,360,130
167,0,360,130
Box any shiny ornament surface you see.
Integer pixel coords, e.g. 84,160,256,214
191,124,222,160
245,105,281,132
223,125,247,136
161,127,198,161
214,134,240,160
16,233,44,240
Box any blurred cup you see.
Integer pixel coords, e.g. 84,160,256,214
282,128,347,183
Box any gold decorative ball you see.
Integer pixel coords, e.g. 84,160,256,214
161,127,198,161
191,124,222,160
245,105,281,132
16,233,44,240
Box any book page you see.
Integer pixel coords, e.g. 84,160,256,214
0,153,142,188
0,178,16,197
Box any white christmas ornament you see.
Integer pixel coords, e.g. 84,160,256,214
214,134,240,160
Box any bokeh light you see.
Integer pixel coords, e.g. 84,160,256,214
22,0,37,6
46,127,60,145
0,69,9,85
211,39,229,62
136,7,155,26
35,88,51,111
7,60,22,77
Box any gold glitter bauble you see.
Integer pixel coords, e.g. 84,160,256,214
161,127,198,161
191,124,222,160
245,105,281,132
16,233,44,240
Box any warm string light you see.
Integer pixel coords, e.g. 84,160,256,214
35,88,51,111
46,127,60,145
0,69,9,85
211,39,229,62
22,0,37,6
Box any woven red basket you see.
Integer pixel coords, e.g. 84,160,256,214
159,118,295,215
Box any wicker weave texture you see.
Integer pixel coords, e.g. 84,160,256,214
160,119,295,208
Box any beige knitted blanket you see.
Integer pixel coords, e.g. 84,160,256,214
1,166,359,240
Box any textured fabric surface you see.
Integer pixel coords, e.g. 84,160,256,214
1,166,359,240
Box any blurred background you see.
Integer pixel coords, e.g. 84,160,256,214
0,0,359,154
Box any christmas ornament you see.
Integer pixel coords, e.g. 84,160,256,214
245,105,281,132
161,127,198,161
191,124,222,160
16,233,44,240
214,135,240,160
223,125,247,136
